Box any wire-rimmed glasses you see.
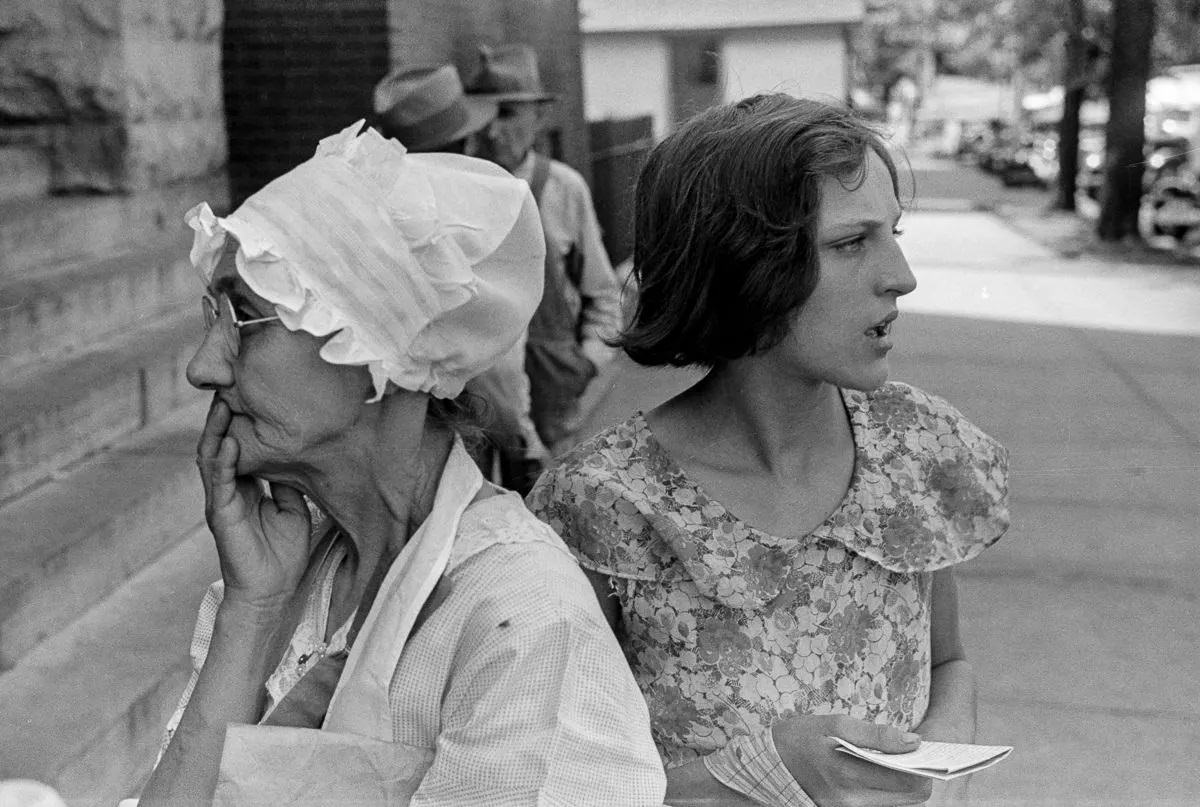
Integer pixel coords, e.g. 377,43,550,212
201,293,281,355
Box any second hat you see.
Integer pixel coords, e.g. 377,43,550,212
373,65,497,151
465,44,556,103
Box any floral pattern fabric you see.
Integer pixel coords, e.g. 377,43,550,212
528,382,1009,766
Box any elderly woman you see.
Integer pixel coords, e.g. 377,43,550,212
137,122,665,806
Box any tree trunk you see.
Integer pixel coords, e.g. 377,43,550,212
1053,0,1088,211
1097,0,1154,241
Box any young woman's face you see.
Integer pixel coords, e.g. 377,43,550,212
773,149,917,391
185,248,374,477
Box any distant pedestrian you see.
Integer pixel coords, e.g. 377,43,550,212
373,64,549,494
466,44,622,455
529,95,1011,807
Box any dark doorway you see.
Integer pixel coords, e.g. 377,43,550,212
222,0,390,205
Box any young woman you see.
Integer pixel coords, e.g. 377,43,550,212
529,95,1010,807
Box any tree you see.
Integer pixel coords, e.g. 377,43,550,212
935,0,1069,86
855,0,936,109
1097,0,1155,241
1155,0,1200,68
1053,0,1092,211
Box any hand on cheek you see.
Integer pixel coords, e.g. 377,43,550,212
196,398,312,614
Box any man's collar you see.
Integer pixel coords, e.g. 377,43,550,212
510,150,536,181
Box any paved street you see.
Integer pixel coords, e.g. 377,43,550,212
576,170,1200,805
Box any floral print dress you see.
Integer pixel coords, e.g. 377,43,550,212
528,382,1009,767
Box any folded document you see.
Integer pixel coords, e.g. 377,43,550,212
834,738,1012,781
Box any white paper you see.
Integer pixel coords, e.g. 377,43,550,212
833,738,1013,781
212,724,434,805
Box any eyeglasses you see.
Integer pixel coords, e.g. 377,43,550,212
201,292,282,355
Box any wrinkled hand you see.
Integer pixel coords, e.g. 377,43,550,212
772,715,933,807
196,398,311,610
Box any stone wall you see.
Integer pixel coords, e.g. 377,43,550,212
0,0,226,192
0,4,228,801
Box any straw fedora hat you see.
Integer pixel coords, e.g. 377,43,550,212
464,44,557,104
373,65,497,151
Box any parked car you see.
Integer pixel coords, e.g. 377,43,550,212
1143,139,1200,242
1077,126,1106,200
1145,172,1200,241
1078,132,1192,201
1143,135,1192,186
995,131,1057,187
978,127,1014,173
968,119,1016,173
1027,133,1060,187
956,122,995,165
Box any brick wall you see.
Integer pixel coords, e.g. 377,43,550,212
220,1,586,202
222,0,390,204
387,0,589,180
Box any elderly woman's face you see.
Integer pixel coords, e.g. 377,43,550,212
774,149,917,391
185,247,374,477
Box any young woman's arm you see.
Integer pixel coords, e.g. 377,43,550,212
913,567,978,806
918,568,977,742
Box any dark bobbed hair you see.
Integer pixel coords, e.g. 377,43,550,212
619,94,901,367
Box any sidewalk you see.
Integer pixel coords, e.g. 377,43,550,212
995,197,1200,267
905,150,1200,268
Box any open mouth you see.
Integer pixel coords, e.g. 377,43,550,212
866,312,898,338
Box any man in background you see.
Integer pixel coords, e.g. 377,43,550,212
374,64,549,493
465,44,622,455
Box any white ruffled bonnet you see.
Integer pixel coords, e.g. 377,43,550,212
185,120,545,400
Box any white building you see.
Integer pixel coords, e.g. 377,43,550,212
579,0,865,137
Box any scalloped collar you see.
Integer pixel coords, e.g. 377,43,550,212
628,384,1008,609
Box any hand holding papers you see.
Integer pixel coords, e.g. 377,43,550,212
834,738,1013,781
